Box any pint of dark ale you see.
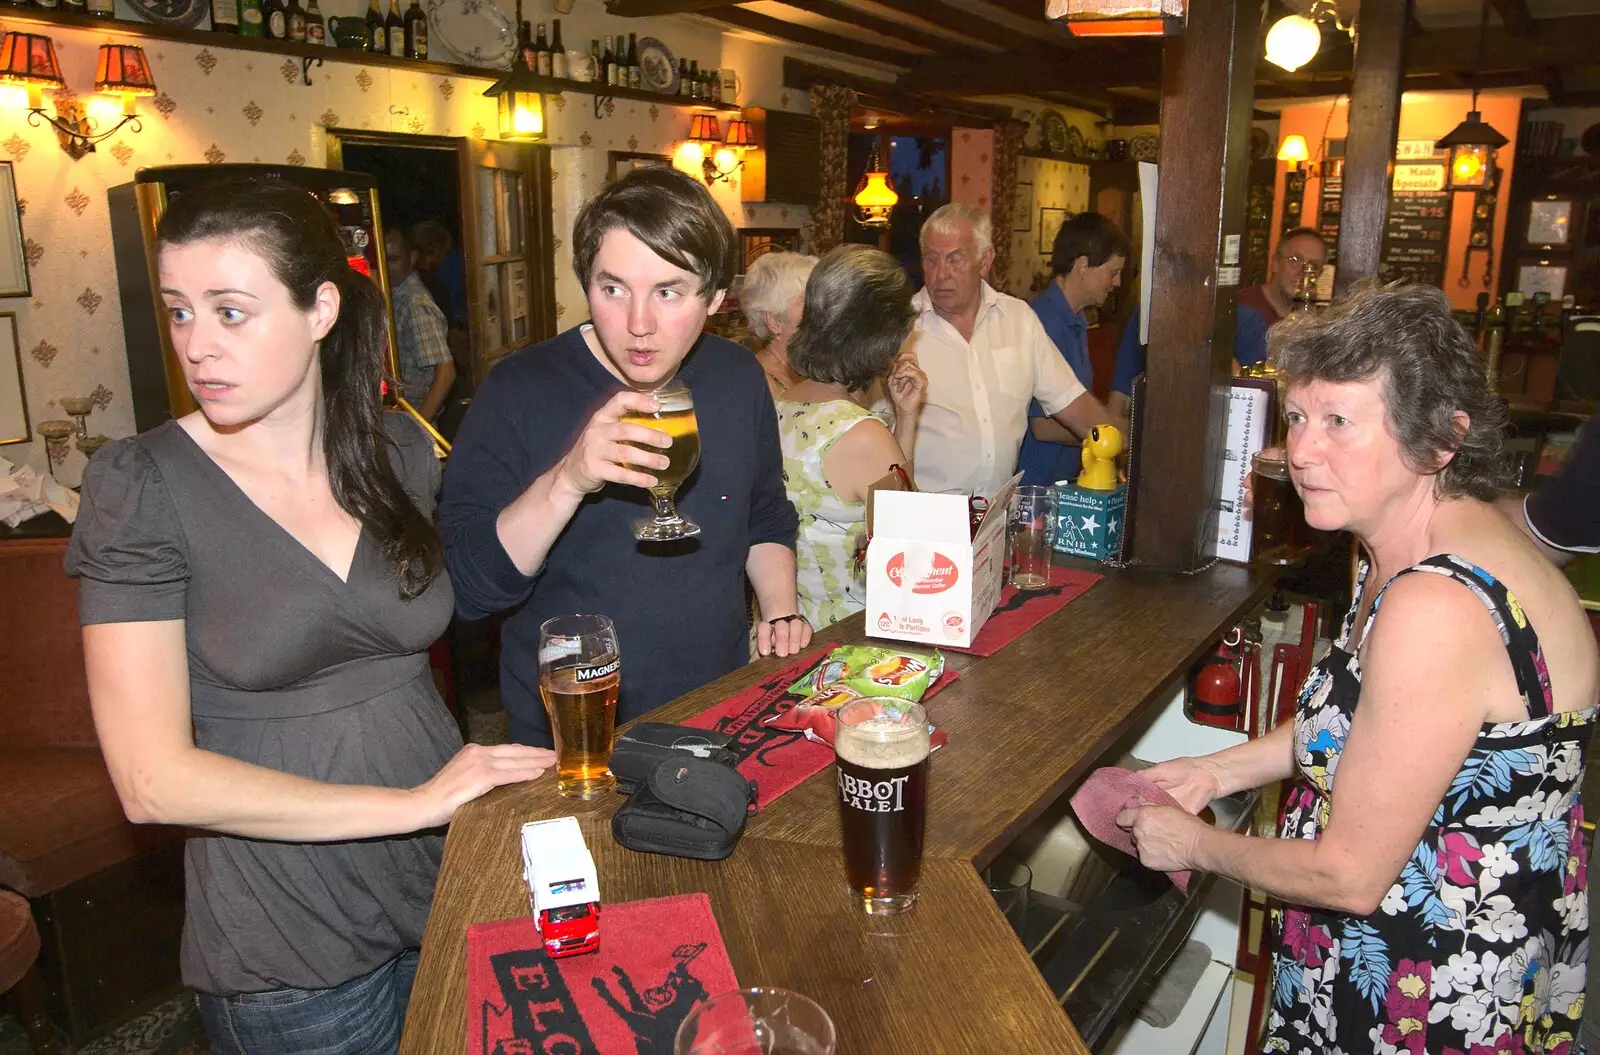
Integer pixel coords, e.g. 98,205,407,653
537,614,621,799
834,699,929,915
1250,449,1310,565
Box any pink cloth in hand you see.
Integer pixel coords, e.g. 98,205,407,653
1070,767,1192,893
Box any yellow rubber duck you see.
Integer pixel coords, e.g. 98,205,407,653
1076,424,1123,491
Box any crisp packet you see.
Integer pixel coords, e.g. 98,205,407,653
763,696,949,752
787,645,945,703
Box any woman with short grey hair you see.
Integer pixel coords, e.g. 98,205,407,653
740,250,817,398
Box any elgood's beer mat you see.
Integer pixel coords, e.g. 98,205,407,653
466,893,739,1055
945,567,1102,657
684,644,959,806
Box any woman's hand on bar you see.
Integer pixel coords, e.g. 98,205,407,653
411,743,559,827
1139,756,1225,814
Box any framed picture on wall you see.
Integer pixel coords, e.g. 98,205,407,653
1517,262,1569,300
0,163,30,299
607,152,673,184
1014,183,1034,232
1039,207,1070,256
1525,199,1572,247
738,228,801,272
0,313,29,445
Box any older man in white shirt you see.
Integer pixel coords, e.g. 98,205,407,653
901,203,1115,498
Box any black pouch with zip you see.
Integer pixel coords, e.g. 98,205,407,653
610,756,758,861
609,722,738,795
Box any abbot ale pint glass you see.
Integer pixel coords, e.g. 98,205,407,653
834,699,929,915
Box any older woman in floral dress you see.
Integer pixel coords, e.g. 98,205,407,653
1117,283,1599,1054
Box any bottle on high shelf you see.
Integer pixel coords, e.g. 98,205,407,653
590,39,602,82
385,0,405,56
404,0,426,58
534,22,551,76
678,58,690,96
601,36,616,85
305,0,325,43
688,60,700,99
264,0,288,40
287,0,307,43
550,20,566,79
237,0,263,35
366,0,386,52
709,67,721,102
615,36,628,85
626,33,641,90
87,0,114,18
210,0,240,32
518,20,534,71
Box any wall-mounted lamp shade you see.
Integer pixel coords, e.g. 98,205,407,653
723,118,756,149
688,113,721,146
1045,0,1184,36
1264,15,1321,72
1277,134,1310,164
1437,110,1508,191
0,32,66,96
94,43,156,97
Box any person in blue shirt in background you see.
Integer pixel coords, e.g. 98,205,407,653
1016,212,1129,487
1106,227,1327,422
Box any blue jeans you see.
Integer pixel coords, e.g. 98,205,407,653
196,950,418,1055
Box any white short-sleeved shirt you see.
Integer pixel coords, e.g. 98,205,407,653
902,283,1088,498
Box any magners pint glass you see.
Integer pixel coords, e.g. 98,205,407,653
537,614,621,799
834,699,929,915
621,382,702,541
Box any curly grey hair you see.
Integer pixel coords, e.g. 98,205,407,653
739,251,817,344
1271,281,1510,501
789,244,915,392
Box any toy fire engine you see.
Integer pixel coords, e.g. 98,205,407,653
519,817,601,959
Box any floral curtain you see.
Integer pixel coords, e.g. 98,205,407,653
810,84,857,255
988,119,1028,293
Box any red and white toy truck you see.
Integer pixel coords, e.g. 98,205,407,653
520,817,601,959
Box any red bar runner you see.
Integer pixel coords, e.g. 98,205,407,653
943,566,1102,657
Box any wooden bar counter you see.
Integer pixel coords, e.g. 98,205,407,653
401,559,1272,1054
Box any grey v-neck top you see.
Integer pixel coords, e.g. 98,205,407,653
64,414,461,995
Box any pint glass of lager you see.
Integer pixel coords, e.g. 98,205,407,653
621,383,702,541
537,614,621,799
834,699,930,915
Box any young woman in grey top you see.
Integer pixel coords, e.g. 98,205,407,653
65,179,554,1055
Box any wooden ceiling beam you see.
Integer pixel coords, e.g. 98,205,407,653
1406,14,1600,73
701,7,918,67
895,47,1162,95
776,0,996,57
781,58,1013,127
1489,0,1533,36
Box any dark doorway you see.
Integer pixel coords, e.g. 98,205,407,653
341,141,463,254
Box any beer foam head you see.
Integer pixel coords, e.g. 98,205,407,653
652,383,693,413
835,700,929,770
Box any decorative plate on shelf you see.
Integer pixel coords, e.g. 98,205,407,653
1128,133,1160,162
1041,110,1070,157
638,37,678,96
1064,125,1087,161
1251,127,1271,160
123,0,208,30
426,0,517,70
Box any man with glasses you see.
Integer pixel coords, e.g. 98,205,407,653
900,202,1116,499
1106,227,1327,420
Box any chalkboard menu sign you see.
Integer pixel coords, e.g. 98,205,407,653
1318,161,1343,266
1382,164,1452,287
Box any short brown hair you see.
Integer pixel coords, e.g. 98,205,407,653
789,245,915,392
1050,212,1129,277
1271,281,1510,501
572,166,735,298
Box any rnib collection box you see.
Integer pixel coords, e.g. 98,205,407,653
1053,484,1126,562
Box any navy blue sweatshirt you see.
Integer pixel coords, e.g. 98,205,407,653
439,324,799,747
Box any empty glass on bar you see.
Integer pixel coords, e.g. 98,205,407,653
537,614,621,799
621,382,702,541
1008,484,1055,590
674,987,836,1055
834,699,929,916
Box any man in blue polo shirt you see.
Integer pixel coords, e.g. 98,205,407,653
439,168,809,747
1017,212,1128,487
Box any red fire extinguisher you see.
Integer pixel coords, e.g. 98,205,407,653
1187,628,1243,730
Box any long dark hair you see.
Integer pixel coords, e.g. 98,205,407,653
157,178,442,599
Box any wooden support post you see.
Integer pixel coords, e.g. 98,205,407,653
1335,0,1410,293
1129,0,1261,572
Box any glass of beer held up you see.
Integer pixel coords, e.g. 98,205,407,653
538,614,621,799
621,382,702,541
834,699,930,915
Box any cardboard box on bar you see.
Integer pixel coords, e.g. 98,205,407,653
865,475,1020,648
1053,483,1127,562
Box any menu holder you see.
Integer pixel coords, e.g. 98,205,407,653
1214,377,1276,565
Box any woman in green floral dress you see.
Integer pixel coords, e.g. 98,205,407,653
776,245,926,631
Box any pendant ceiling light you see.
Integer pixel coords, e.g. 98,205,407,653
1436,0,1508,191
853,140,898,229
1263,0,1352,73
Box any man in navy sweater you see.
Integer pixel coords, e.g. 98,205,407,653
439,168,808,747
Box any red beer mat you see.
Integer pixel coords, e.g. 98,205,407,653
466,893,740,1055
684,644,959,807
943,566,1102,657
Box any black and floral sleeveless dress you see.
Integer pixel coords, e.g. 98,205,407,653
1262,554,1593,1055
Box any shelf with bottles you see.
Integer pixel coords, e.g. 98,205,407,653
0,2,506,85
490,67,738,115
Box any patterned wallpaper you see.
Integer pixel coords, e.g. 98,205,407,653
0,3,814,482
949,127,993,214
1006,156,1089,299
